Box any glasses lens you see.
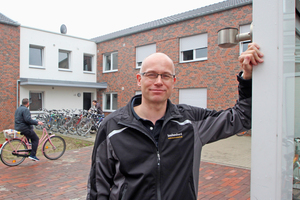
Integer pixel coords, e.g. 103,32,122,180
162,74,173,80
145,72,157,79
142,72,174,81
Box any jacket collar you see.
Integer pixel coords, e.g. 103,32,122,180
119,95,182,126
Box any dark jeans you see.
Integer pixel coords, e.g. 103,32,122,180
21,129,39,157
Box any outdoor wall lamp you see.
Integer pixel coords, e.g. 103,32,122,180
217,23,253,48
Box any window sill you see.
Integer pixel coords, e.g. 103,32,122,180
29,65,45,69
58,68,72,72
180,57,207,63
30,110,44,115
103,110,116,113
83,71,95,74
103,70,118,73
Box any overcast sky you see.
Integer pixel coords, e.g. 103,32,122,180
1,0,224,39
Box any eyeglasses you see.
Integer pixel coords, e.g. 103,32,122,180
140,72,175,81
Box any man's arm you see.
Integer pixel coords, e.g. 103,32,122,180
197,43,264,144
96,103,103,114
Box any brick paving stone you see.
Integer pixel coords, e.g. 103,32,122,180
0,146,250,199
198,162,250,200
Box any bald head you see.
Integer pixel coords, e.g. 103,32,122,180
140,53,175,74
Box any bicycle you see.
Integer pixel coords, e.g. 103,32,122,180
77,112,104,137
0,128,66,167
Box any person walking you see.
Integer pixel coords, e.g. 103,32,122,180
87,43,264,200
14,98,44,161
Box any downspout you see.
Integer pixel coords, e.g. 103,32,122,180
17,79,20,108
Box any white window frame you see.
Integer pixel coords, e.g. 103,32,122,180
180,33,208,63
58,49,71,71
136,44,156,68
29,45,44,68
103,52,118,72
83,54,94,73
103,93,118,112
239,24,251,55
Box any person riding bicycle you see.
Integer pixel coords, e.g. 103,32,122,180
14,98,44,161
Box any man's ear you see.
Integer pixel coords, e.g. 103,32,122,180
137,74,142,86
172,77,176,89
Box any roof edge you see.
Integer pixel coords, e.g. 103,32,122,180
0,21,20,27
0,13,20,27
92,0,252,43
19,78,107,89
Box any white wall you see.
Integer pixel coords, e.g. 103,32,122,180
251,0,295,199
20,26,97,82
19,26,99,111
20,85,96,110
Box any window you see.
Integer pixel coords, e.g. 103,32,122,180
59,50,70,69
84,54,93,72
29,45,44,67
103,52,118,72
103,93,118,111
29,91,43,111
180,33,208,62
136,44,156,68
239,24,251,54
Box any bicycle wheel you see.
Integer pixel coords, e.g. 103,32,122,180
43,136,66,160
0,139,28,166
78,119,92,136
58,118,68,133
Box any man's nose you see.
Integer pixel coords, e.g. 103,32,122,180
155,74,163,84
154,75,163,83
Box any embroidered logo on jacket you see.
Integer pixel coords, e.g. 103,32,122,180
167,133,183,139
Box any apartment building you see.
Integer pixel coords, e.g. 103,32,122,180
19,27,106,112
92,0,252,113
0,0,252,130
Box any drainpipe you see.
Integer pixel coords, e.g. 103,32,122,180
17,79,20,108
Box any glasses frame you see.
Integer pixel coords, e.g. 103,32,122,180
140,71,175,81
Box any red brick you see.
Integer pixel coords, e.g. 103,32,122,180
96,5,252,113
0,23,20,131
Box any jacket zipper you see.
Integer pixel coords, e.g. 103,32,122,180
157,149,161,200
119,122,162,200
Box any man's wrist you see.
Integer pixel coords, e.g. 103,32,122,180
241,71,252,80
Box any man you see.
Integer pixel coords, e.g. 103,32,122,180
87,43,264,200
90,100,103,115
14,98,44,161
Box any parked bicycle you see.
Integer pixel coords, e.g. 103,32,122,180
0,128,66,167
294,138,300,186
77,112,104,137
34,108,104,137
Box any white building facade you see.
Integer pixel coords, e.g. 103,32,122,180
19,27,106,112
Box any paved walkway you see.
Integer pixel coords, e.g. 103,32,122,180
0,135,251,200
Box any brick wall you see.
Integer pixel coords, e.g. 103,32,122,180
97,5,252,113
0,23,20,130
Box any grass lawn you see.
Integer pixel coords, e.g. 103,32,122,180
0,129,95,157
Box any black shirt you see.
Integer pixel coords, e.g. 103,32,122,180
131,96,164,145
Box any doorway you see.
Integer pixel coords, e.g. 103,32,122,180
83,93,91,110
